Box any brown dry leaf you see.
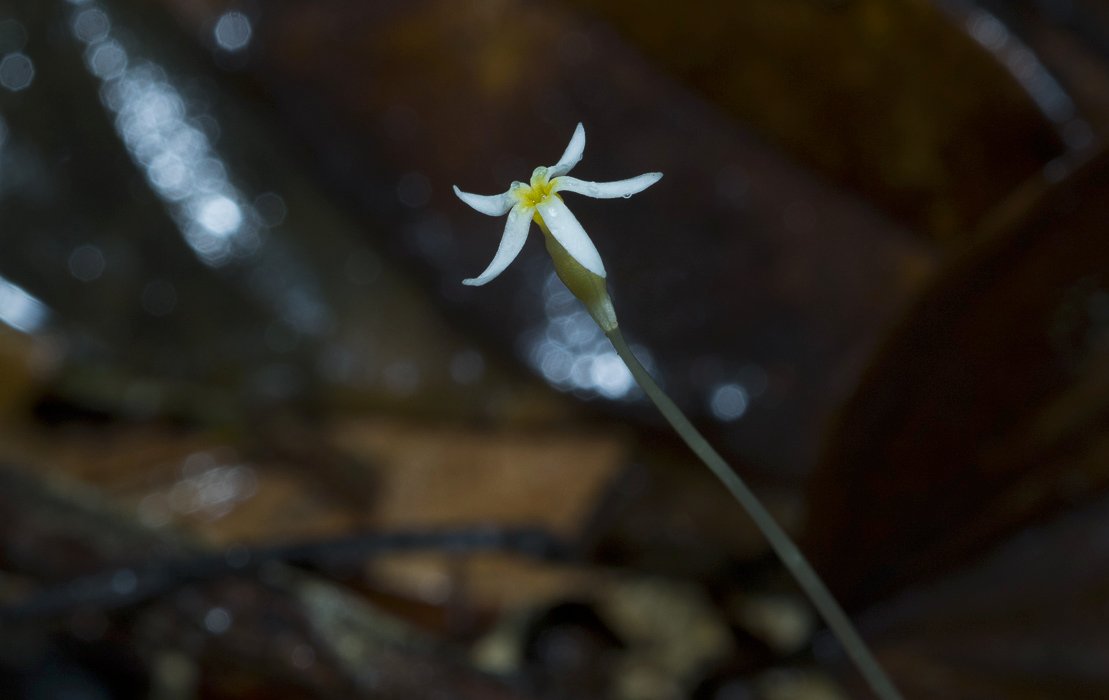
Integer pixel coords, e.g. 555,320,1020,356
561,0,1067,242
859,491,1109,699
807,148,1109,607
332,417,626,608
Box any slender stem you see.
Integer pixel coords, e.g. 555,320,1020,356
606,327,902,700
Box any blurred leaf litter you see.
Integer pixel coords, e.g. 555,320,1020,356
1,0,1107,696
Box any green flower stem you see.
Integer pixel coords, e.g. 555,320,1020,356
605,327,902,700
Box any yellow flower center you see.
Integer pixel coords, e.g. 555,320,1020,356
514,167,556,208
510,167,617,331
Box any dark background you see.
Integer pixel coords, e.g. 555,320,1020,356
1,0,1108,698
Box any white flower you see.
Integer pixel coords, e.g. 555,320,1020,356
453,123,662,287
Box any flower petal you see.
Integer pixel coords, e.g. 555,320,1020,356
547,123,586,177
535,196,606,278
552,172,662,199
462,205,534,286
453,185,515,217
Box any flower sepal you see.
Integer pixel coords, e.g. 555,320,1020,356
538,218,618,332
